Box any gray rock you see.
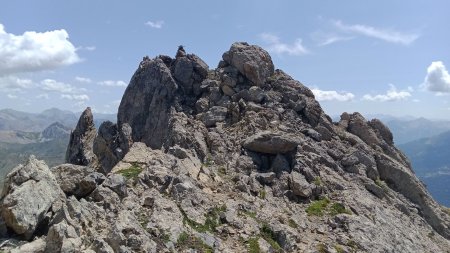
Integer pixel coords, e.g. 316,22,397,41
243,131,301,154
51,164,103,197
65,107,98,167
255,172,276,185
289,171,312,197
103,174,128,198
223,42,274,86
1,156,62,240
204,106,228,127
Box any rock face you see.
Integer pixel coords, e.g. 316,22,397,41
0,156,63,240
1,43,449,252
65,107,98,167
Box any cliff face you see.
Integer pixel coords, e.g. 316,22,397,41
0,43,449,253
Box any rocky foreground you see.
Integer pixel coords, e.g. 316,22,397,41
0,43,449,253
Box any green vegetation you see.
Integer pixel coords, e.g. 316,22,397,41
160,230,171,243
260,223,282,252
180,205,226,233
176,232,213,253
241,210,257,220
317,243,327,253
259,189,267,199
313,176,322,186
347,239,358,252
335,245,344,253
329,203,352,215
375,177,389,191
306,198,330,216
203,154,214,167
247,237,261,253
218,166,227,175
306,198,352,216
116,163,143,180
288,218,298,229
177,231,189,244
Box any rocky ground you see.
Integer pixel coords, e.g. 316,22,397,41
0,43,449,253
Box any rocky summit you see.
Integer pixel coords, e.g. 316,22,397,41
0,42,449,253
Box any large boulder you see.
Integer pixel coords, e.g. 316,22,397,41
223,42,274,86
243,131,301,154
65,107,98,167
51,164,105,198
1,156,63,239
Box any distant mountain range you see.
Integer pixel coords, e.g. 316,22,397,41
0,108,116,132
0,108,116,184
399,131,450,206
333,113,450,145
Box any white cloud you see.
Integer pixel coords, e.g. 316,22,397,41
36,93,49,99
61,94,89,101
311,89,354,102
0,76,33,92
311,31,354,46
422,61,450,93
0,24,80,76
333,20,419,45
40,79,86,94
75,76,92,83
7,94,18,99
145,20,164,29
98,80,127,87
260,33,309,56
362,84,411,102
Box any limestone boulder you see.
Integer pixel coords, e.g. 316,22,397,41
1,156,63,239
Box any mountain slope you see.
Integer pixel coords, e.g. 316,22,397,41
399,131,450,206
0,43,449,253
385,117,450,144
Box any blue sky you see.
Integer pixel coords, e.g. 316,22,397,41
1,0,449,119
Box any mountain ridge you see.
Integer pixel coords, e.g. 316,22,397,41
0,42,449,252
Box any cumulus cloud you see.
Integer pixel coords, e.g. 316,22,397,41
145,20,164,29
311,89,354,102
260,33,309,56
61,94,89,101
75,76,92,83
0,76,33,92
333,20,419,45
7,94,18,99
362,84,411,102
422,61,450,93
0,24,80,76
98,80,127,87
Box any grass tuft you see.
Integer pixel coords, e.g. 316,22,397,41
116,163,143,180
306,198,330,216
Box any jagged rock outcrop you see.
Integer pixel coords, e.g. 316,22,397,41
65,107,98,167
1,43,449,252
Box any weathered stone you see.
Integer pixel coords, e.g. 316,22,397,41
103,174,128,198
203,106,228,127
51,164,103,197
1,156,62,240
65,107,98,166
289,171,312,197
243,131,301,154
224,42,274,86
